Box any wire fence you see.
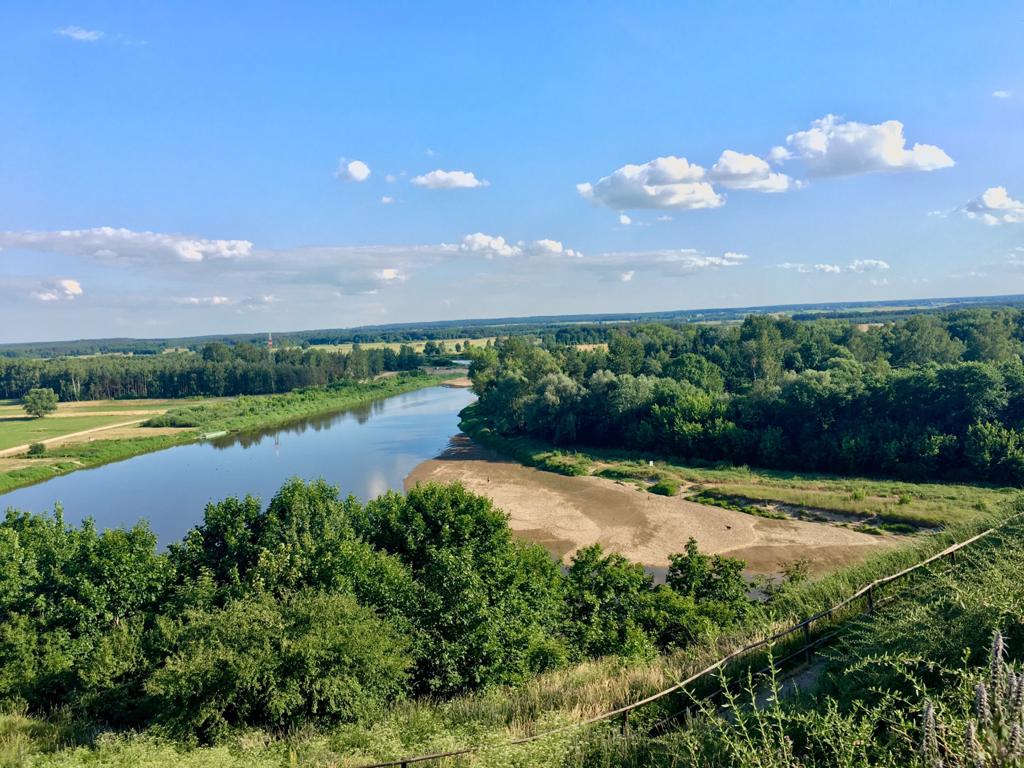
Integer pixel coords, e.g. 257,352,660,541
355,516,1016,768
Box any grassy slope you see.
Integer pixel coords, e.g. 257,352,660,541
458,405,1013,529
0,414,150,451
0,374,456,496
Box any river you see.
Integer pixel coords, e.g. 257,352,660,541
0,385,476,546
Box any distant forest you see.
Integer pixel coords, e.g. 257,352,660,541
469,307,1024,484
0,342,451,400
3,293,1022,358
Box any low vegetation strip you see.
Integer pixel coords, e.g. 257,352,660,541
349,511,1022,768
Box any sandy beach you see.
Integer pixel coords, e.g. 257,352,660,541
406,435,894,576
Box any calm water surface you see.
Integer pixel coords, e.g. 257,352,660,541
0,385,476,546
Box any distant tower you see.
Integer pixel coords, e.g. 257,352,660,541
267,332,274,350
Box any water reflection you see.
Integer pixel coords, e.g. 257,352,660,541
0,386,476,546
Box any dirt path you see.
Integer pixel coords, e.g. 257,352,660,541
406,436,894,576
0,419,149,458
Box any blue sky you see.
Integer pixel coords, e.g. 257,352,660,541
0,1,1022,342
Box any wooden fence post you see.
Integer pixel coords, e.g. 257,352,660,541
802,622,812,662
867,586,875,614
621,710,630,735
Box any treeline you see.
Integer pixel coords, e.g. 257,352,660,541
470,309,1024,484
0,342,437,401
0,481,749,741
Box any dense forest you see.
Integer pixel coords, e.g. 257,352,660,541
469,308,1024,484
0,342,446,400
0,481,749,741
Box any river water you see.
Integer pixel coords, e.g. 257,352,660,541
0,385,476,546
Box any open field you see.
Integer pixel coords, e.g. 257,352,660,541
310,337,495,353
0,398,210,453
407,435,894,575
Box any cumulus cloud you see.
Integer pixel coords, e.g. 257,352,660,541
993,90,1012,99
849,259,891,272
411,169,489,189
458,233,582,259
619,213,632,225
55,26,104,42
961,187,1024,225
780,115,954,177
709,150,797,192
577,156,723,211
380,196,394,204
0,227,253,263
776,262,841,274
336,159,371,182
33,279,83,302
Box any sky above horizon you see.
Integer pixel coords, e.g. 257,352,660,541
1,2,1022,343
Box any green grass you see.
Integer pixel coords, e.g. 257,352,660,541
0,414,149,452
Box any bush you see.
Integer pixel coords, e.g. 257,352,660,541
147,591,413,741
648,479,681,496
26,443,45,457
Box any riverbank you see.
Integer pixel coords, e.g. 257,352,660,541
405,435,891,576
0,372,457,496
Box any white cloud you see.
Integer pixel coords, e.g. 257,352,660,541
814,263,842,273
961,187,1024,225
336,159,371,182
410,169,489,189
174,294,278,309
993,90,1012,99
0,227,253,263
459,232,519,258
380,196,394,205
577,156,723,211
709,150,797,192
619,213,632,225
776,262,841,273
780,115,954,177
175,295,233,306
55,26,104,42
583,248,746,280
457,233,582,259
768,146,792,164
849,259,891,272
33,279,83,302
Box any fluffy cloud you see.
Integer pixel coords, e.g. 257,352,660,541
458,233,582,259
174,294,278,309
961,187,1024,226
849,259,891,272
33,279,83,302
380,195,394,204
780,115,954,177
577,156,723,211
0,227,253,263
993,90,1012,99
411,170,489,189
55,26,104,42
336,159,371,182
709,150,796,192
619,213,632,225
776,262,841,273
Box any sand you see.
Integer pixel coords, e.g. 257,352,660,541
405,436,894,576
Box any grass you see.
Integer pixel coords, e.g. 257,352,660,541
458,404,1014,529
310,337,495,353
0,414,150,452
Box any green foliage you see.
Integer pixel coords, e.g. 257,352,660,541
21,388,58,418
468,311,1024,485
26,442,45,456
648,478,680,496
146,591,412,741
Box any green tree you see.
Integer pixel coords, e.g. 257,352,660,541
21,387,58,418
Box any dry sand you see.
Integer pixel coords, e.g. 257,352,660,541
406,436,894,576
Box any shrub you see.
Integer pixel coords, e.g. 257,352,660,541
648,479,681,496
26,443,45,457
